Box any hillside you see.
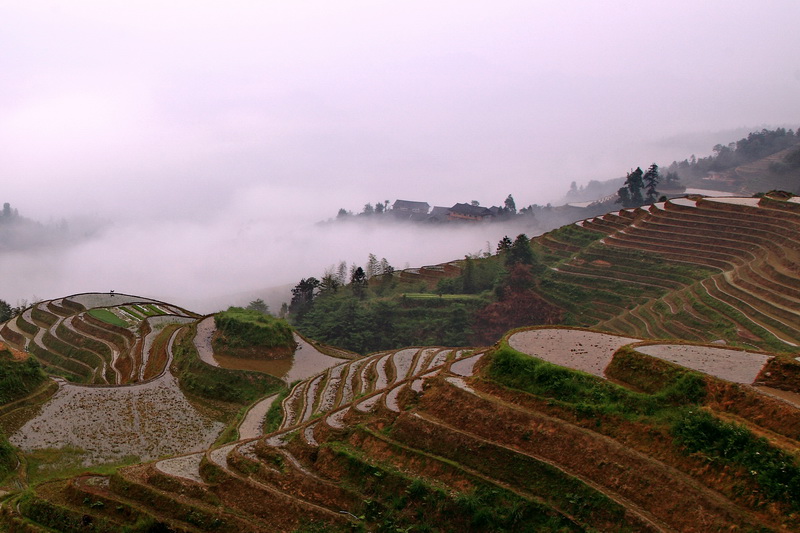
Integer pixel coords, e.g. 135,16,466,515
1,325,797,531
0,195,798,531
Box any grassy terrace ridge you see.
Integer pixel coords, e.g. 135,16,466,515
213,307,296,358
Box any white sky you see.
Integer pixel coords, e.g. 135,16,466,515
1,1,799,309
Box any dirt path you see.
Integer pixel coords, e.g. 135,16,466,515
753,386,800,408
239,394,279,440
193,316,219,367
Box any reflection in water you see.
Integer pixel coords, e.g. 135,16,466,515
212,334,349,383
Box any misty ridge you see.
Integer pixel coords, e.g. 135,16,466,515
0,191,550,315
4,124,800,315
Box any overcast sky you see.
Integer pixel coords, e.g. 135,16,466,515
2,1,799,309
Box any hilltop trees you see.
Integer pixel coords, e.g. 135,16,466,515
289,277,319,319
472,263,561,344
246,298,269,314
0,300,12,322
350,267,368,298
616,164,660,207
643,164,660,203
506,234,535,266
617,167,645,207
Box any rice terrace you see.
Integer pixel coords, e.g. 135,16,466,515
0,192,799,532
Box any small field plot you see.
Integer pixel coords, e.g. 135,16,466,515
636,344,771,384
508,328,638,377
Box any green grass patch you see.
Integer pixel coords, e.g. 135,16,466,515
0,349,48,405
120,307,144,320
673,409,800,509
87,308,129,328
323,440,578,532
24,446,139,485
263,386,291,434
486,342,705,418
145,304,164,315
214,307,295,350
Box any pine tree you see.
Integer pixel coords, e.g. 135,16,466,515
643,163,660,203
351,267,368,298
618,167,644,207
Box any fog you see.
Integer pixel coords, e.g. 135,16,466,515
1,1,799,312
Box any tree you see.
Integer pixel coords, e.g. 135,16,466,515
462,256,476,293
506,234,535,266
616,186,631,207
496,235,513,255
471,264,562,345
567,181,579,198
289,277,319,318
504,194,517,215
664,171,680,186
246,298,269,314
643,163,660,203
336,261,348,286
336,208,350,219
319,270,340,295
0,299,11,322
375,202,384,214
379,257,393,276
350,267,368,298
365,253,379,279
617,167,644,207
362,203,374,215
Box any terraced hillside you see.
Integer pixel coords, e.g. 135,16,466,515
534,194,800,353
4,326,797,532
0,293,198,385
2,194,800,532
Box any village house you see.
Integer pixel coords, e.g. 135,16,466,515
392,200,430,220
447,203,494,222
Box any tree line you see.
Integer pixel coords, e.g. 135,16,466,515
283,235,561,353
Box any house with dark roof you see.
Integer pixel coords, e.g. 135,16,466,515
447,203,494,222
428,206,451,222
392,200,430,219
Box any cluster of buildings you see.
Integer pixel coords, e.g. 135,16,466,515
391,200,505,222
